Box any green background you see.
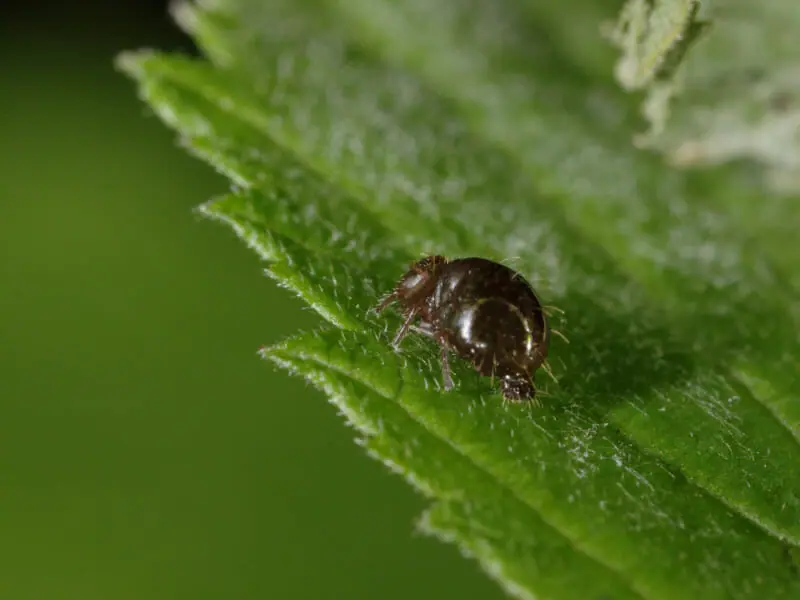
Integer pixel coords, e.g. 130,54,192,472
0,8,501,600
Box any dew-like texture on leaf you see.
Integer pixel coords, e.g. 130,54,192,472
118,1,800,599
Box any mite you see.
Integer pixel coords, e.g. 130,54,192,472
376,255,552,402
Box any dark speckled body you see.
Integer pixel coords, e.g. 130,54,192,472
376,255,550,402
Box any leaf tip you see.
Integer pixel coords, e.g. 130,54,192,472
194,197,224,221
257,342,278,362
114,49,156,81
258,339,316,382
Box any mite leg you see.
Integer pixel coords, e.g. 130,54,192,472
410,321,436,339
375,291,397,313
391,310,417,348
413,323,453,390
433,331,454,391
550,328,570,344
439,342,454,391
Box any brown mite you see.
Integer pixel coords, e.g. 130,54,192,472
376,255,552,402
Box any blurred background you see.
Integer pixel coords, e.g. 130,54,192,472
0,1,502,598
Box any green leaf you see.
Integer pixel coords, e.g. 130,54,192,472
117,1,800,598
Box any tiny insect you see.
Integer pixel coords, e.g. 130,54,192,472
376,255,554,402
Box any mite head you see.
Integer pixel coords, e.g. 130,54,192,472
500,374,535,403
377,255,448,312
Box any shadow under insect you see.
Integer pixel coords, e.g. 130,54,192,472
548,288,696,417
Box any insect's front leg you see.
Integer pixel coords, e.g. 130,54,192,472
391,309,418,349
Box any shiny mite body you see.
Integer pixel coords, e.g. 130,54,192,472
376,255,550,401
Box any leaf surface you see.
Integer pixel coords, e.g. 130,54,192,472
118,1,800,598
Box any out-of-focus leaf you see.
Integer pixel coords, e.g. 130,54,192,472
607,0,800,192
